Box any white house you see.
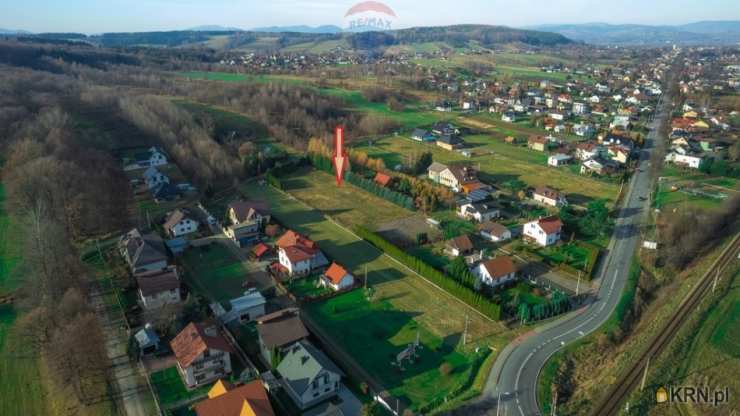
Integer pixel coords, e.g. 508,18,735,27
475,256,517,288
458,201,500,223
171,323,233,389
277,341,344,410
479,222,512,242
143,166,170,190
533,186,568,207
276,231,328,276
135,147,168,168
548,154,572,167
665,151,704,169
610,115,631,130
502,111,516,122
214,288,267,325
320,262,355,291
523,216,563,246
135,266,181,310
163,209,199,238
427,163,477,192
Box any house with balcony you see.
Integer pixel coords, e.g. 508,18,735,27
171,322,233,389
276,341,344,410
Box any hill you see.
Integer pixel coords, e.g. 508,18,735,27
252,25,342,34
528,21,740,45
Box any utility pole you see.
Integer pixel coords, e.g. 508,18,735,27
496,389,501,416
712,267,720,293
576,271,581,296
640,357,650,391
462,314,470,346
551,389,558,416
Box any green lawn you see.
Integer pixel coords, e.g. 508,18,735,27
305,289,488,410
150,367,211,408
179,71,308,85
352,135,618,205
182,244,247,302
285,275,331,299
536,242,592,271
279,168,418,230
0,183,49,415
241,181,521,410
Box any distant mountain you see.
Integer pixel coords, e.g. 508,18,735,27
0,28,32,35
527,21,740,45
252,25,342,34
188,25,244,32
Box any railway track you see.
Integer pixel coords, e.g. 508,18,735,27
591,233,740,416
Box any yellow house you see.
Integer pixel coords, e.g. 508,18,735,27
691,120,709,129
683,110,698,119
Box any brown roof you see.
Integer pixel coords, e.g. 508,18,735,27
479,222,509,237
257,309,309,349
534,186,561,200
481,256,516,279
324,262,350,285
136,266,180,297
374,172,392,187
229,200,268,223
538,216,563,234
447,234,474,252
194,380,275,416
276,230,318,263
163,209,189,232
171,322,233,368
529,135,548,144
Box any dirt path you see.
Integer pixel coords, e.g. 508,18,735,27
89,280,155,416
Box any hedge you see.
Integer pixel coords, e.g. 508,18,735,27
355,226,501,320
345,171,416,210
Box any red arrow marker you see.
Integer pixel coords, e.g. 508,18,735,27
334,126,346,186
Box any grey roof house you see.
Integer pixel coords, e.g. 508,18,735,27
276,341,344,410
119,228,168,274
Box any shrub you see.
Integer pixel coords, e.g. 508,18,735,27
439,362,453,376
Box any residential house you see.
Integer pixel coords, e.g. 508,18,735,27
575,142,604,161
143,166,170,190
134,146,168,169
572,102,589,115
320,262,355,291
163,209,199,238
458,201,500,223
573,123,595,138
276,230,328,276
547,154,572,167
276,341,344,410
428,163,477,192
256,308,310,365
446,234,475,257
475,256,517,288
135,266,182,309
432,122,457,136
171,322,233,388
411,129,435,142
226,201,270,247
532,186,568,207
215,289,267,325
609,115,631,130
608,146,631,164
374,172,393,187
665,150,704,169
436,134,464,150
119,229,168,274
194,379,275,416
134,324,161,356
152,182,179,202
502,111,516,122
523,216,563,247
528,136,548,152
479,222,512,243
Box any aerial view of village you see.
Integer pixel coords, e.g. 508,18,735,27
0,1,738,416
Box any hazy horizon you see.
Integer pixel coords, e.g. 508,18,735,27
3,0,740,34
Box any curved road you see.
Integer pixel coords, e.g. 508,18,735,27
467,70,676,416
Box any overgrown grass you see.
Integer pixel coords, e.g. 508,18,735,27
182,244,247,302
150,367,211,408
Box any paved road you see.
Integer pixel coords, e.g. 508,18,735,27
469,74,676,416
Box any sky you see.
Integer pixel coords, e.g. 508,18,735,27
2,0,740,33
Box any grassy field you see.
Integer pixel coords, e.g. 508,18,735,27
0,183,51,416
150,366,211,408
352,135,619,205
279,168,419,230
306,289,489,410
182,244,247,302
241,181,521,409
179,71,308,85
